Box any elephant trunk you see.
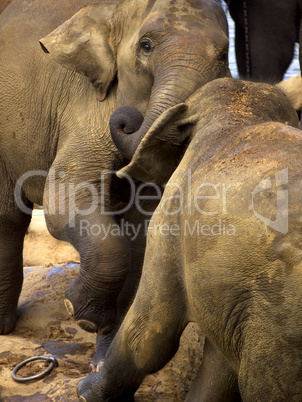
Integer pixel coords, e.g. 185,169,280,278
110,68,205,160
109,107,144,160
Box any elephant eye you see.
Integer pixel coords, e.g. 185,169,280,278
140,38,153,55
218,49,228,64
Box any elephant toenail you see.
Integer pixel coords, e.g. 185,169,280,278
77,379,87,401
97,360,105,372
89,363,95,373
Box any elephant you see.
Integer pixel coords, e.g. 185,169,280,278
78,77,302,401
276,74,302,126
0,0,229,370
226,0,302,82
0,0,13,14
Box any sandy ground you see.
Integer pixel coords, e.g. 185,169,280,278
23,210,80,267
0,213,204,401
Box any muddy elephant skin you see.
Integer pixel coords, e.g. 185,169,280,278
0,0,229,371
0,0,13,14
78,78,302,400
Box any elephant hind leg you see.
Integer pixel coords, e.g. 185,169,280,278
185,338,241,402
0,193,32,334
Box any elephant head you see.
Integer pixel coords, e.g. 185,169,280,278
39,0,230,159
116,78,300,185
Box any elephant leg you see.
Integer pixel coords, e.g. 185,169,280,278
89,331,117,373
88,248,146,372
185,338,241,402
230,0,297,82
88,237,145,372
88,240,144,373
89,205,150,372
0,190,32,334
77,235,188,401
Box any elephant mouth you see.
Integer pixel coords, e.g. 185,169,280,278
75,320,114,335
64,298,116,334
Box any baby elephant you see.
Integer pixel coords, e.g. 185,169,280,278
78,78,302,401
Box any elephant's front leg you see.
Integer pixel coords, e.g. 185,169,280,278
89,210,147,372
77,236,188,401
89,331,118,373
0,197,32,334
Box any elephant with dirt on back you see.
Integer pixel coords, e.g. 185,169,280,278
78,77,302,400
0,0,229,370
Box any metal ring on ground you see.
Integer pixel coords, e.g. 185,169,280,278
12,356,58,383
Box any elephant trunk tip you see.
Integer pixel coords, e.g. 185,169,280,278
109,106,144,160
109,106,144,135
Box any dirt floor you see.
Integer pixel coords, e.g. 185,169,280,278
0,213,204,401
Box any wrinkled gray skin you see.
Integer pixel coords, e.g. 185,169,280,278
0,0,229,370
227,0,302,82
78,78,302,401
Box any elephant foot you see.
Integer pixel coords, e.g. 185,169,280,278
77,374,135,402
0,312,17,335
89,359,104,373
77,373,102,402
89,331,117,373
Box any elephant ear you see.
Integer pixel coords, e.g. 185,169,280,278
117,104,197,185
39,2,118,101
